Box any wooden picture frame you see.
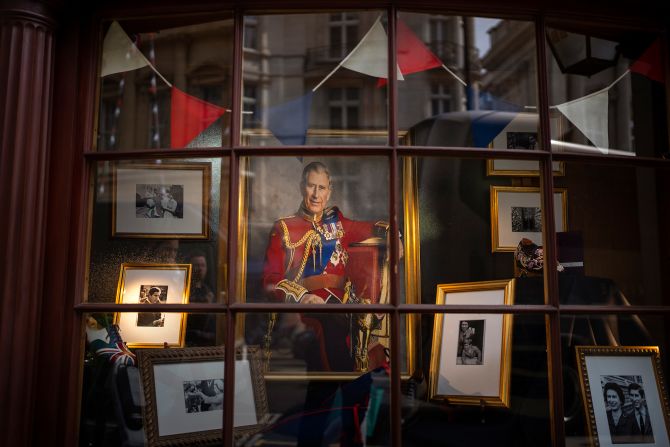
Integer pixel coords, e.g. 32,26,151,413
576,346,670,447
490,185,568,252
138,346,269,446
114,263,191,348
112,162,211,239
429,279,515,407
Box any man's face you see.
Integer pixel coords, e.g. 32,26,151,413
148,291,161,303
302,170,331,216
191,256,207,281
460,322,469,332
606,389,621,411
630,389,642,409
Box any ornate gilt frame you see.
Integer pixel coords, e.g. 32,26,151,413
429,279,515,407
113,263,191,348
490,185,568,252
575,346,670,447
236,154,420,380
138,346,269,446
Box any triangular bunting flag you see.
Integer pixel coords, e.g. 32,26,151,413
340,18,404,80
556,89,609,153
630,39,665,83
470,111,518,148
266,92,314,145
170,87,228,148
378,19,443,86
100,21,151,77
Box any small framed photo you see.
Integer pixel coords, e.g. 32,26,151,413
576,346,670,447
429,279,515,407
490,186,568,252
114,263,191,348
112,162,211,239
138,346,269,446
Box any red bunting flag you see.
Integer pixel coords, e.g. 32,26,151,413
630,39,665,84
378,19,444,86
170,87,228,148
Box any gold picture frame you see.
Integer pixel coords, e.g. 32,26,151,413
490,185,568,252
114,263,191,348
486,158,565,177
575,346,670,447
138,346,269,446
112,162,211,239
429,279,515,407
235,154,420,380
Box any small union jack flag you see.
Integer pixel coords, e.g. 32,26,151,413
86,321,136,367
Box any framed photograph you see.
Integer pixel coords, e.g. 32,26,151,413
114,263,191,348
429,279,515,407
236,156,419,379
576,346,670,447
112,162,211,239
490,186,568,252
138,346,269,446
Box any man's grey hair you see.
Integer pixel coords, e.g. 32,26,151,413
300,161,331,189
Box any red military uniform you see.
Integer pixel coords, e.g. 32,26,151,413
263,204,387,371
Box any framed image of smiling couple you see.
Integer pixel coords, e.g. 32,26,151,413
576,346,670,447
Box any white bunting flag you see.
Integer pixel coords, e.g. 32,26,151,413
100,21,151,77
313,16,403,91
555,88,609,154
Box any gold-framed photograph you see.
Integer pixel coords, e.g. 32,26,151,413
490,185,568,252
429,279,515,407
576,346,670,447
138,346,269,446
112,162,211,239
236,155,420,380
486,157,565,177
114,263,191,348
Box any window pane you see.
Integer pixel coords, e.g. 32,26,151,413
398,14,539,148
402,156,554,304
405,313,551,446
97,16,233,151
243,311,395,444
554,163,670,306
79,313,228,446
242,12,388,146
86,158,228,304
237,156,393,305
561,314,669,446
547,26,667,157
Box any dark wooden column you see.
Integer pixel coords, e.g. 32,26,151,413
0,2,56,445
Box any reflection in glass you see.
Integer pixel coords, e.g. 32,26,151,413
403,157,548,304
547,27,667,157
399,13,539,148
242,12,388,146
97,17,233,151
554,163,670,306
87,158,228,303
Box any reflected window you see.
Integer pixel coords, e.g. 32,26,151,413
328,87,360,129
243,84,259,129
329,13,359,59
430,83,452,116
244,15,258,50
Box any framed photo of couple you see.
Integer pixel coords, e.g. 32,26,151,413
576,346,670,447
429,279,515,407
112,162,211,239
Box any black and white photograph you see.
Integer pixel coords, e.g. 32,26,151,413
576,346,670,447
511,206,542,232
114,263,191,348
183,379,224,413
113,163,210,238
506,131,538,149
600,375,654,444
136,285,168,327
456,319,485,365
430,279,515,407
136,184,184,219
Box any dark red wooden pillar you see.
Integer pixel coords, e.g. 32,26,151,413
0,1,57,445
